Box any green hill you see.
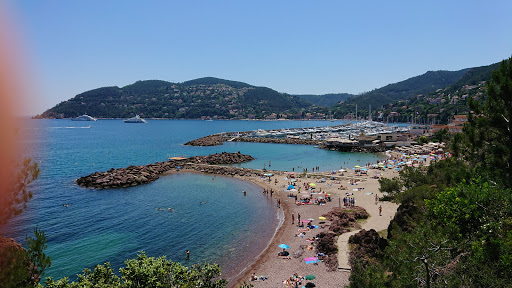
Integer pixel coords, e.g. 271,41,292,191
375,62,501,124
35,60,504,121
34,78,311,119
332,69,469,118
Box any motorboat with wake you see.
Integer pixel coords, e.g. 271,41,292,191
72,114,97,121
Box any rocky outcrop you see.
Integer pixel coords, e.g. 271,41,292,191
348,229,388,266
324,206,370,235
314,207,371,271
76,152,255,189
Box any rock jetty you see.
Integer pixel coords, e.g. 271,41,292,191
184,135,226,146
184,135,321,146
76,152,255,189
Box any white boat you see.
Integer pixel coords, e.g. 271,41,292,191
124,115,147,123
72,114,97,121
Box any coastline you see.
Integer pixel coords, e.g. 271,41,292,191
222,167,401,287
161,169,286,285
77,150,424,286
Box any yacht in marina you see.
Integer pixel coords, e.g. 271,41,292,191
124,115,147,123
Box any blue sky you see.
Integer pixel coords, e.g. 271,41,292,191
5,0,512,115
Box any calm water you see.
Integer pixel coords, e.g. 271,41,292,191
2,119,389,281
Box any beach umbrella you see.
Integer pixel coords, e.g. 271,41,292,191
361,168,368,171
354,165,360,168
289,189,297,192
301,220,310,223
287,185,295,190
318,216,326,220
321,178,325,181
339,169,346,172
264,173,273,176
309,183,316,187
289,172,295,174
278,244,290,249
305,275,316,280
307,218,314,221
291,179,297,182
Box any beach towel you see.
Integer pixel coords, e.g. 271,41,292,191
304,257,319,264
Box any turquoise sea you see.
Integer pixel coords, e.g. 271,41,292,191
1,119,390,282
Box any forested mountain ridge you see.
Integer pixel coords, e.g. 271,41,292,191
35,61,502,121
34,78,312,119
375,62,501,124
332,69,470,118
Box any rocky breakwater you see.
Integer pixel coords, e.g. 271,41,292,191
232,137,322,145
193,151,254,164
185,134,322,146
184,134,227,146
76,152,255,189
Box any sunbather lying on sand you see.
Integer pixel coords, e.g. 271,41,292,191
250,273,267,281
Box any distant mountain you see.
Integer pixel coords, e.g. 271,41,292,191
34,78,312,119
365,61,501,124
443,62,500,94
332,69,470,117
295,93,354,107
34,60,504,121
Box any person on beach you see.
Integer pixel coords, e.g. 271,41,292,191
379,205,382,216
292,213,295,224
375,194,378,204
277,199,281,208
297,213,301,225
186,250,190,260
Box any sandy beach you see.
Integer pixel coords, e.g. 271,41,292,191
221,164,401,288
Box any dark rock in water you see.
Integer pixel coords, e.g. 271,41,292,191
76,152,255,189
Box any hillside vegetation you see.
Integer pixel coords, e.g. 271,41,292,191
35,77,311,119
349,57,512,288
332,69,469,118
35,61,502,123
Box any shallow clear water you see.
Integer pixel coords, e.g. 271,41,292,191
1,119,390,281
